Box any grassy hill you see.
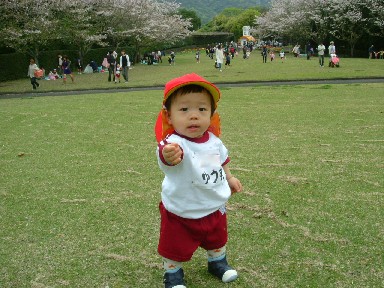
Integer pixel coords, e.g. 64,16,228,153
178,0,270,24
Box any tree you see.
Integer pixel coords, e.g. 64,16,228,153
327,0,368,57
0,0,60,64
56,0,109,61
99,0,191,61
178,8,202,31
255,0,383,56
200,7,261,40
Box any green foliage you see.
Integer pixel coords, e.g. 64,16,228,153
177,0,270,24
188,32,235,46
178,8,202,30
200,7,261,40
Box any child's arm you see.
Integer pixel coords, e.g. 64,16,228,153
162,143,183,165
223,164,242,194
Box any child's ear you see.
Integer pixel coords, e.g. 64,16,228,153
166,110,172,125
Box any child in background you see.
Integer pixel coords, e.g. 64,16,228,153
225,52,231,67
115,64,121,83
279,49,285,63
155,73,243,288
195,51,200,63
270,51,275,61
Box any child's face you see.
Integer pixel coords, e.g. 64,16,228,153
167,90,212,138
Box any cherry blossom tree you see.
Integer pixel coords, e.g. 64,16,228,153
255,0,384,56
0,0,60,64
0,0,192,63
54,1,109,61
104,0,191,62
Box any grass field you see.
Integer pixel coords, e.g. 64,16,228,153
0,50,383,95
1,72,383,287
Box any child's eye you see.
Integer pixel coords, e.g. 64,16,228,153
180,108,188,111
199,107,207,111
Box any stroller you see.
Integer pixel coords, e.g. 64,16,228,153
329,54,340,68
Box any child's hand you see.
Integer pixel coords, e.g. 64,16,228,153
228,176,242,194
162,143,183,165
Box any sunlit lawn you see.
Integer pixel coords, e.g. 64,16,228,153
1,80,383,287
0,51,383,95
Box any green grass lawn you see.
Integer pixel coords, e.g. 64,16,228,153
0,51,383,95
1,80,383,287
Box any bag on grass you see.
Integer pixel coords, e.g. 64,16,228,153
34,69,43,78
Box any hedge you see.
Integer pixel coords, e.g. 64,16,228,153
0,47,136,82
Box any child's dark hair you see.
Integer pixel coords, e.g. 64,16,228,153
164,84,215,116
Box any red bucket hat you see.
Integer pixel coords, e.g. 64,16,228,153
155,73,221,143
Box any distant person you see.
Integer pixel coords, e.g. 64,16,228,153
170,51,175,65
107,51,116,82
292,44,300,57
76,58,83,74
62,55,75,84
261,45,268,63
317,42,326,67
27,58,40,90
195,50,200,63
57,54,63,75
328,41,336,56
119,50,130,83
48,69,59,80
215,44,224,72
157,50,163,63
306,42,312,60
279,49,285,63
225,52,231,67
230,46,235,59
270,51,275,61
115,64,121,83
368,45,375,59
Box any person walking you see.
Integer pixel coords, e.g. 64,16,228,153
119,50,130,83
306,42,312,60
368,45,375,59
62,56,75,84
27,58,40,90
317,42,326,67
215,44,224,72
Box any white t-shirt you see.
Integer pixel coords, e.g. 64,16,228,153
157,131,231,219
318,44,326,56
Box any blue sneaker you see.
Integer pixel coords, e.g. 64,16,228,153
163,268,186,288
208,256,238,283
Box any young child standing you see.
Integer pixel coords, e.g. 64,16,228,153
115,64,121,83
279,49,285,63
155,73,243,288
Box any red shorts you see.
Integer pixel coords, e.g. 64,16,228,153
158,202,228,262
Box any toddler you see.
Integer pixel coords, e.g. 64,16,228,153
115,64,121,83
155,73,242,288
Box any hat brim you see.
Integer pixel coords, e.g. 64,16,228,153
164,81,220,106
163,73,221,107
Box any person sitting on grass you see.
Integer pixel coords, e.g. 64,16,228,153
155,73,243,288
